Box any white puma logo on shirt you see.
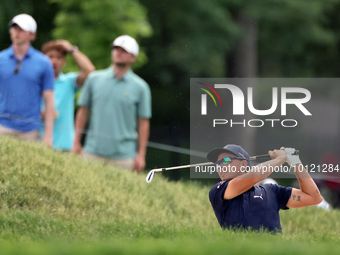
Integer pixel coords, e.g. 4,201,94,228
254,194,263,200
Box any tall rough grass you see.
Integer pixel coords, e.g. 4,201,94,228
0,136,216,235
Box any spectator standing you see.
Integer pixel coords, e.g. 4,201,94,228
72,35,151,172
40,40,95,151
0,14,54,147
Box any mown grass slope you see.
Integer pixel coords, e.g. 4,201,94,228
0,136,340,254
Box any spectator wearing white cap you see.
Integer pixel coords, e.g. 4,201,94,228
0,14,54,147
72,35,151,172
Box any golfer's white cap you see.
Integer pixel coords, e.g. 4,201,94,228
9,14,37,33
112,35,139,56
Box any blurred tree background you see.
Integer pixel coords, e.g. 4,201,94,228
1,0,340,183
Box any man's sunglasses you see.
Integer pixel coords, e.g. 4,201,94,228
215,156,245,168
13,59,22,74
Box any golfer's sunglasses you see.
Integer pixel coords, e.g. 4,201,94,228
215,156,245,168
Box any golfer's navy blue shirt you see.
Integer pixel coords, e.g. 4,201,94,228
209,180,292,232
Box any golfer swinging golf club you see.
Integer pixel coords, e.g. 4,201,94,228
207,144,323,233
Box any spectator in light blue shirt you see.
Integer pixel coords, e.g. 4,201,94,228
0,14,54,146
40,40,95,151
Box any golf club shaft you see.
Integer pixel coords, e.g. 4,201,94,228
250,150,299,160
152,162,213,172
151,150,299,172
249,154,271,160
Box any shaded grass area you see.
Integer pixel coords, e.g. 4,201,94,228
0,136,340,254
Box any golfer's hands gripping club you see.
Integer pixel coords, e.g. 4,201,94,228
268,149,287,162
280,147,301,166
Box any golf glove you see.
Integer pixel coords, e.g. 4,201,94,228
280,147,301,166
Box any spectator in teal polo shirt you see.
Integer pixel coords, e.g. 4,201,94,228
72,35,151,172
40,40,95,151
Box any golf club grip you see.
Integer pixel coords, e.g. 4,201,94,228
251,150,299,160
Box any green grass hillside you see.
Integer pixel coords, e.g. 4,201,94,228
0,136,340,254
0,136,216,238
